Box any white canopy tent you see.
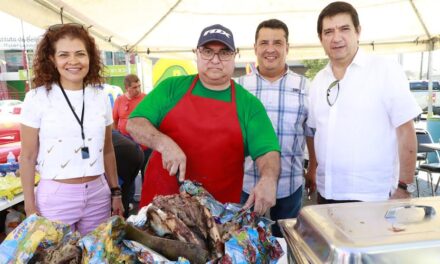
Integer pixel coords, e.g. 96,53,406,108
0,0,439,62
1,0,439,113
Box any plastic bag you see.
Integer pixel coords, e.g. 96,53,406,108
0,214,72,264
0,173,40,200
79,216,135,264
221,222,284,264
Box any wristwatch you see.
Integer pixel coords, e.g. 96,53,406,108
398,181,416,194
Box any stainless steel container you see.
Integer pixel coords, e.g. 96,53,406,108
279,197,440,264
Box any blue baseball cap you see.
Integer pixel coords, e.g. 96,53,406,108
197,24,235,51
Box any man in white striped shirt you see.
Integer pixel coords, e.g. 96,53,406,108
238,19,317,237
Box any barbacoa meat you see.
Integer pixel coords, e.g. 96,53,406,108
153,194,208,241
147,205,203,248
149,194,223,259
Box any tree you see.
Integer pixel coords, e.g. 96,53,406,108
302,59,328,80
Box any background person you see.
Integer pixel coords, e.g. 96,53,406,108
307,1,421,204
111,75,147,216
113,74,146,136
127,24,281,215
238,19,316,237
112,131,144,218
113,74,151,175
20,23,123,236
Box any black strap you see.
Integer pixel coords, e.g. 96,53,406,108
59,83,85,142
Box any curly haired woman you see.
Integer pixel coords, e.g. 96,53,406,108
20,23,123,236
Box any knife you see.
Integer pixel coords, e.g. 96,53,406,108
231,201,254,222
175,168,184,186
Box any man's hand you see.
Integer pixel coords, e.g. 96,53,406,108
159,136,187,181
245,176,277,215
127,117,187,180
248,151,280,215
304,168,316,198
390,187,411,200
305,136,317,198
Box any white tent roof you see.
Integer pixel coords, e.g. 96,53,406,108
1,0,439,61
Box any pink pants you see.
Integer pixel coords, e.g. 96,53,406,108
36,175,111,236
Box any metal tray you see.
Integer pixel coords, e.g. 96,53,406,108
279,197,440,264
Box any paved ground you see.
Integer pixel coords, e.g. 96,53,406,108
412,170,440,197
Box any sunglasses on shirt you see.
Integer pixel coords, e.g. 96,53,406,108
326,80,340,107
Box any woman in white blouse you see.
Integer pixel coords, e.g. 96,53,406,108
20,23,123,235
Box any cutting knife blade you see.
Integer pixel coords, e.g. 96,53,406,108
175,168,184,186
231,201,254,222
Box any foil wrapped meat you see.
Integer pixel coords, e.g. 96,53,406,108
133,180,284,263
148,194,223,259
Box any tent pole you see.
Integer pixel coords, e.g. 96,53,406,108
409,0,432,39
427,42,433,117
20,19,32,90
125,53,131,74
135,54,143,92
410,0,434,116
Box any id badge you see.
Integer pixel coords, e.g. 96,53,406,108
81,146,90,159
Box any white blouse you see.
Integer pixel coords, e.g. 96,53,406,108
20,84,113,180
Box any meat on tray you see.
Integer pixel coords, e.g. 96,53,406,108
149,194,223,259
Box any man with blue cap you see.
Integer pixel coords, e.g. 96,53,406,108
127,24,281,216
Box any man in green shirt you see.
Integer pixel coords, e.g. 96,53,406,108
127,24,280,215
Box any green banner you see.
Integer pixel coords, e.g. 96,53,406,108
103,65,137,77
18,65,137,80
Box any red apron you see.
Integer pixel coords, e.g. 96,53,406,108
139,75,244,207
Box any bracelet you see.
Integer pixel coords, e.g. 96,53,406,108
110,186,121,192
111,191,122,197
110,186,122,197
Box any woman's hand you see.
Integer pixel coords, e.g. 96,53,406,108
25,203,39,217
111,196,125,217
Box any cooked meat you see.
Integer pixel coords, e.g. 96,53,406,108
202,206,223,259
144,185,279,263
151,194,224,259
147,205,206,249
153,194,209,240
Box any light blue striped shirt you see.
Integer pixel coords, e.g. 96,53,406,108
238,68,313,198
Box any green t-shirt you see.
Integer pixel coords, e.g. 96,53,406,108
130,74,280,159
